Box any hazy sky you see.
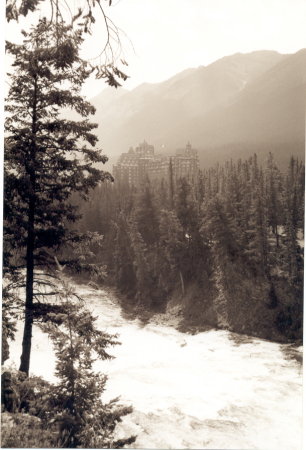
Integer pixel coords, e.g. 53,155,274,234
3,0,306,99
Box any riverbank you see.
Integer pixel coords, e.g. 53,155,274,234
84,277,302,345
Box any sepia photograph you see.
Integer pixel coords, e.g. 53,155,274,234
1,0,305,448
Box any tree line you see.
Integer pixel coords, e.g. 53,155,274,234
75,153,304,340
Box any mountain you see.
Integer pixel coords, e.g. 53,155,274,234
67,50,306,170
89,86,128,108
165,49,306,169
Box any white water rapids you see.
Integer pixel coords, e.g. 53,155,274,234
4,284,303,449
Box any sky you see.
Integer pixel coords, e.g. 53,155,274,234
2,0,306,99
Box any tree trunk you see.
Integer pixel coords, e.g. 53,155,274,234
19,73,37,376
19,198,35,375
19,312,33,376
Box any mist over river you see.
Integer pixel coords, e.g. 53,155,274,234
5,284,303,450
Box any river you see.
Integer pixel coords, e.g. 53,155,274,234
5,284,303,449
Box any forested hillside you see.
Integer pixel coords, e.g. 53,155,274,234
72,153,304,342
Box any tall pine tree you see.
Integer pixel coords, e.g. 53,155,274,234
4,19,113,375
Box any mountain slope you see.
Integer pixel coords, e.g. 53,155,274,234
64,50,305,169
165,49,306,147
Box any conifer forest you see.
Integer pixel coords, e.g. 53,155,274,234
1,0,305,449
75,153,304,342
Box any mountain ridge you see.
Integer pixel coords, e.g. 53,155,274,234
66,49,306,171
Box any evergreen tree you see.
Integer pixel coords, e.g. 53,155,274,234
4,19,113,375
282,157,303,283
238,159,253,253
169,157,175,209
113,211,136,292
265,152,282,246
175,178,193,236
115,179,135,217
201,192,243,326
135,176,159,247
39,268,136,448
245,185,270,276
249,153,260,189
176,177,209,281
196,169,205,212
129,215,154,305
158,209,185,293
